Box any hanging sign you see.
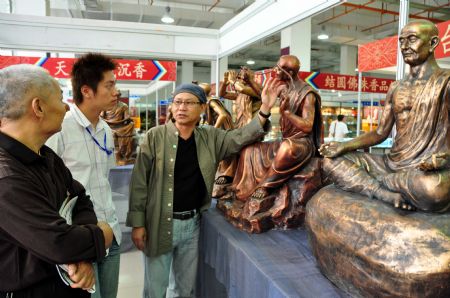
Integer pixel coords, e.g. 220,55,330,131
254,70,395,94
0,56,177,81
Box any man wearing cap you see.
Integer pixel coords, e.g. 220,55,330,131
127,80,279,298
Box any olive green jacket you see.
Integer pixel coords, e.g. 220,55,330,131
126,116,267,257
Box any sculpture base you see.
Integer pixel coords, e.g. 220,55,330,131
306,186,450,298
216,158,322,233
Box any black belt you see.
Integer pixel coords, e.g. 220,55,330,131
173,209,198,220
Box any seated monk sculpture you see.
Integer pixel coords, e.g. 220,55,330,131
198,82,236,189
101,97,136,165
319,20,450,213
219,67,262,129
217,67,262,185
307,20,450,297
233,55,322,199
217,55,323,232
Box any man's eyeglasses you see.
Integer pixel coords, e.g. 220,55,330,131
172,100,202,107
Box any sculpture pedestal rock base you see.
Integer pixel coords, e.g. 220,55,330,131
306,186,450,298
216,158,322,233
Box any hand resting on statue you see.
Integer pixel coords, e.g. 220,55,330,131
319,141,346,158
418,152,450,171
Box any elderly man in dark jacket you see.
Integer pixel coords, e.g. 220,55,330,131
0,64,113,298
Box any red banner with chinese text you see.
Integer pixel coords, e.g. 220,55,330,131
254,70,395,94
0,56,177,81
358,20,450,72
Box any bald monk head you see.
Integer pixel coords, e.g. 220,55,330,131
276,55,300,82
399,20,439,67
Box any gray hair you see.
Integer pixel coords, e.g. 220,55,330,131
0,64,56,120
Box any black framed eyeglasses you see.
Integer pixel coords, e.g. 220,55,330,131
172,100,202,107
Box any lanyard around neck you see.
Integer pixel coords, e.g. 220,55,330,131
85,127,113,156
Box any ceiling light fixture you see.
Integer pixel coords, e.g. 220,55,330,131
161,6,174,24
317,25,329,40
246,60,255,65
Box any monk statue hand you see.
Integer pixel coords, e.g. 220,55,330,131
251,187,270,199
223,71,230,84
319,141,345,158
418,152,449,171
228,70,237,85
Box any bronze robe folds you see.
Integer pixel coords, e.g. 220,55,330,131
387,69,450,170
232,81,322,200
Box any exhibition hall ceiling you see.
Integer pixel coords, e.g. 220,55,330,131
3,0,450,73
49,0,255,29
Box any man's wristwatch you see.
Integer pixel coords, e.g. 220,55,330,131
259,110,271,119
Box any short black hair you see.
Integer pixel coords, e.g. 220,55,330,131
71,53,116,105
338,114,345,121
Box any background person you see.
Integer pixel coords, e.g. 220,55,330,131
328,114,349,141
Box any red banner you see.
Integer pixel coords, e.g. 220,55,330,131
0,56,177,81
254,70,395,94
435,20,450,59
358,20,450,72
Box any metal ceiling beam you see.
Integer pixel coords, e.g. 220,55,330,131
209,0,221,12
359,0,450,32
318,0,375,25
378,0,450,15
341,2,445,23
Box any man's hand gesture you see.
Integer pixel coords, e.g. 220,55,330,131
260,77,282,111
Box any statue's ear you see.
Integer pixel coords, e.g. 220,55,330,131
430,36,439,52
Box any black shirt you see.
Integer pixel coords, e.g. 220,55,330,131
0,131,106,291
173,134,207,212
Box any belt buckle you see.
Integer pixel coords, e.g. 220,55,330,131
174,210,196,220
183,210,194,219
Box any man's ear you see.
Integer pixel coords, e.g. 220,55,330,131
31,97,44,119
81,85,92,99
430,36,440,52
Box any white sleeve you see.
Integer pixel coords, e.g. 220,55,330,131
46,132,64,156
328,121,336,138
344,123,349,134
